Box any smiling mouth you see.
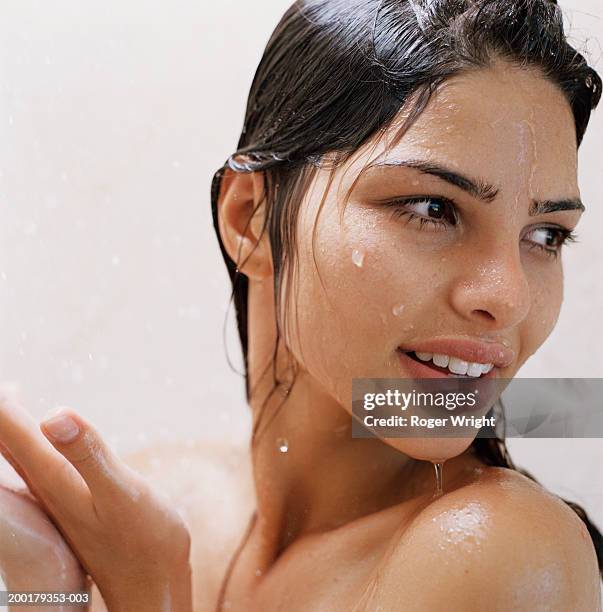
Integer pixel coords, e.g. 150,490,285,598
400,349,494,378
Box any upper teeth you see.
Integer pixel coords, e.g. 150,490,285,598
414,352,494,377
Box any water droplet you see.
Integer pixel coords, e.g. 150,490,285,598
432,461,444,497
277,438,289,453
392,303,405,316
279,384,291,398
351,248,365,268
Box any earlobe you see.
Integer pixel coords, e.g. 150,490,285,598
217,168,273,280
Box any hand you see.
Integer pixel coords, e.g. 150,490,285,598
0,481,89,610
0,383,193,612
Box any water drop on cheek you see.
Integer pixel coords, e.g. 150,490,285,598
351,249,365,268
392,303,405,317
277,438,289,453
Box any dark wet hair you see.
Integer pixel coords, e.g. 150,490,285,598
210,0,603,596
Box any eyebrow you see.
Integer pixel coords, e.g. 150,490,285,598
529,199,585,215
366,159,585,214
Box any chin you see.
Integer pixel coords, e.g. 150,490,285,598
384,436,476,463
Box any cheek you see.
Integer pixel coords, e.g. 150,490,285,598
282,205,436,405
519,263,563,361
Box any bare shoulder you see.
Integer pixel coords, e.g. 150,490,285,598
121,437,255,611
370,467,601,612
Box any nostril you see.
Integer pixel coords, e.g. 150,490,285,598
473,309,495,321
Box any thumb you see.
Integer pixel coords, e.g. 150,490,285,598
40,407,140,503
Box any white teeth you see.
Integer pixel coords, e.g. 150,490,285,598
448,356,469,375
411,351,494,377
467,362,484,377
432,353,449,368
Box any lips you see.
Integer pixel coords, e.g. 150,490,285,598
398,337,515,370
397,349,499,379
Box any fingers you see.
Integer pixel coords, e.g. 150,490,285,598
0,486,88,593
0,385,88,513
0,383,144,522
0,441,33,491
40,407,144,506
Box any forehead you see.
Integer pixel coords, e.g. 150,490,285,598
342,61,578,197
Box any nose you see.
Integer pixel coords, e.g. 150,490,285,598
448,242,531,329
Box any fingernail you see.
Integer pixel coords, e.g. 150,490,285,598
42,411,80,443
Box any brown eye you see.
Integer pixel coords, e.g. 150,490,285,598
387,196,458,228
423,199,449,220
523,226,578,259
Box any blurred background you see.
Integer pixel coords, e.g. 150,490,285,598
0,0,601,541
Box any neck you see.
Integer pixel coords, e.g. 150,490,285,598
245,280,435,568
255,372,435,558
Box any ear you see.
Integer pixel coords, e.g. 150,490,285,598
217,167,273,280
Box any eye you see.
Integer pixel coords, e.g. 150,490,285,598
523,225,578,259
385,196,458,230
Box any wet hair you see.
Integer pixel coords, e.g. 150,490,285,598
210,0,603,593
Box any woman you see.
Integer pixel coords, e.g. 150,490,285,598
1,0,602,609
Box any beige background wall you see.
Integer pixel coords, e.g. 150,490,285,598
0,0,601,545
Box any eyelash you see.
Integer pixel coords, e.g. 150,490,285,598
385,196,579,260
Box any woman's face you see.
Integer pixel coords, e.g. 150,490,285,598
283,61,583,460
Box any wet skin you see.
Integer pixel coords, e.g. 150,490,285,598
1,60,601,610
